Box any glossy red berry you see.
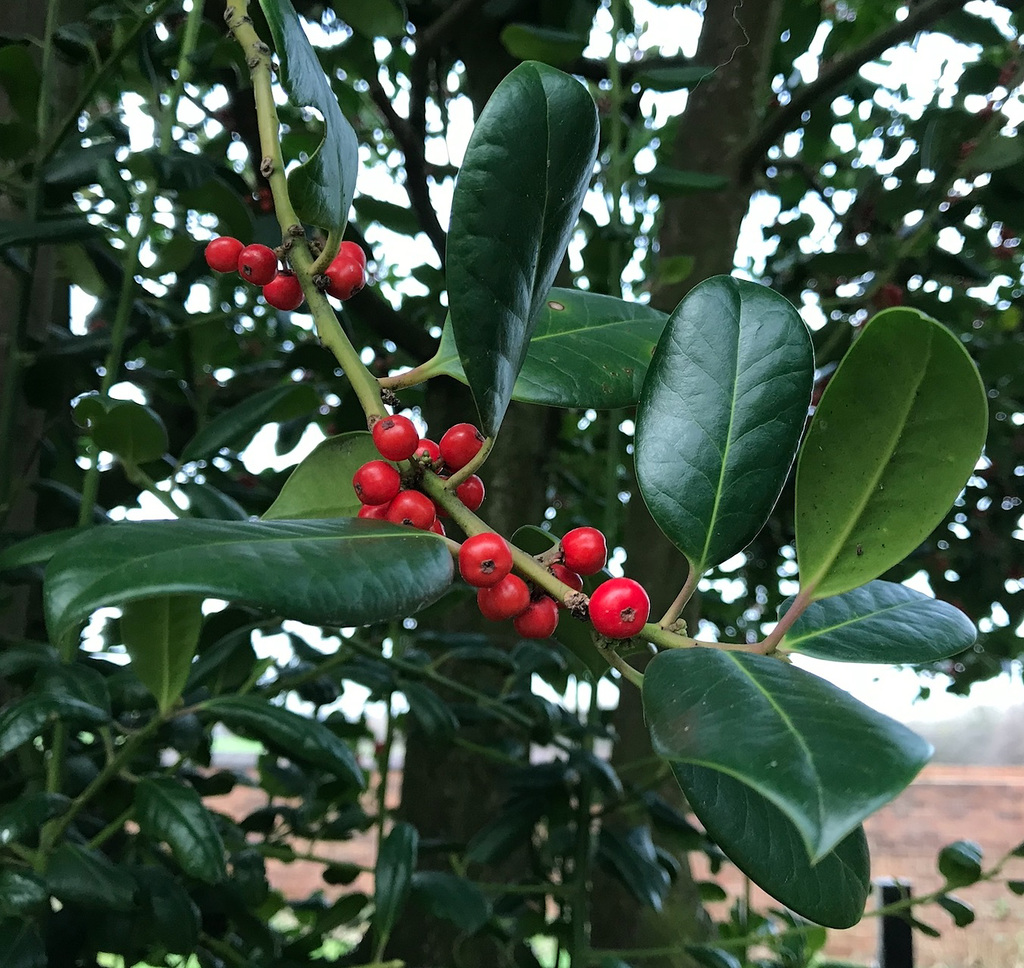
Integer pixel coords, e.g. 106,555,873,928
549,563,584,595
262,271,304,311
338,240,367,270
385,490,435,530
589,578,650,639
458,533,513,588
372,415,419,461
205,236,244,273
358,502,391,520
455,475,485,511
430,518,446,536
352,460,401,506
324,258,366,300
477,574,531,621
414,438,441,464
561,527,607,576
439,423,485,471
513,596,559,639
237,244,278,286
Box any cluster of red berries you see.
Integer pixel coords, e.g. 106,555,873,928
203,237,368,311
352,417,487,534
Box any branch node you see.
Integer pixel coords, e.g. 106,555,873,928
260,156,274,177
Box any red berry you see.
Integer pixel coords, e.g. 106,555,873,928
439,423,485,471
372,415,419,461
561,527,607,576
477,575,531,621
430,518,446,536
513,596,559,639
237,244,278,286
455,475,485,511
414,438,441,464
205,236,244,273
358,502,391,520
263,271,304,311
338,240,367,270
352,460,401,506
589,578,650,639
458,533,513,588
549,563,584,596
385,490,435,530
324,258,366,300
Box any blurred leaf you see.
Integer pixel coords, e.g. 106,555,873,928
0,869,47,915
374,821,418,946
937,893,975,927
136,777,227,882
0,919,45,968
410,871,491,933
402,681,457,738
938,840,983,887
597,826,670,910
132,865,201,954
0,217,101,248
46,843,135,909
121,595,204,711
74,395,168,464
0,793,70,844
645,168,729,195
500,24,588,65
0,528,83,572
336,0,407,38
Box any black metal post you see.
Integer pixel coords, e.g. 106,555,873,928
876,877,914,968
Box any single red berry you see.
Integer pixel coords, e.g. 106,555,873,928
414,438,441,464
477,574,531,621
358,502,391,520
372,415,419,461
430,518,446,536
561,527,607,575
338,240,367,270
458,533,513,588
324,258,366,300
205,236,244,273
237,243,278,285
262,271,304,311
513,596,559,639
455,475,485,511
589,577,650,639
385,490,435,530
439,423,485,471
549,563,584,595
352,460,401,506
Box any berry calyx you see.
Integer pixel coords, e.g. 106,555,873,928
358,502,391,520
549,563,584,596
324,257,366,300
237,243,278,285
455,475,485,511
262,271,304,311
513,596,559,639
458,533,513,588
561,527,607,576
352,460,401,506
205,236,244,273
385,490,435,530
477,574,531,621
589,578,650,639
439,423,485,471
372,415,419,461
414,438,441,464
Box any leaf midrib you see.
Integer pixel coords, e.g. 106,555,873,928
783,592,916,647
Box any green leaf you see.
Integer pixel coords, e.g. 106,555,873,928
1008,880,1024,895
335,0,406,38
500,24,588,65
684,948,742,968
181,481,249,520
0,673,109,758
0,217,101,248
0,919,45,968
643,648,930,862
374,821,418,946
410,871,491,934
402,681,458,738
655,254,694,286
0,869,47,914
257,0,359,234
795,309,987,599
938,840,983,887
46,842,135,910
938,893,975,927
180,383,317,463
780,580,977,663
634,65,713,91
674,763,870,928
74,395,168,464
0,793,70,844
263,432,382,519
135,777,227,883
132,865,201,955
635,276,813,574
121,595,204,712
0,528,82,572
44,518,454,646
644,168,729,195
203,695,363,785
0,696,60,758
427,289,668,410
447,61,599,435
597,826,670,910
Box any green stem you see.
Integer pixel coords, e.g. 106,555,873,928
86,806,134,850
377,354,443,392
658,562,699,628
606,0,626,296
758,585,814,655
310,229,340,275
569,683,595,965
593,638,643,687
444,435,494,488
122,461,185,517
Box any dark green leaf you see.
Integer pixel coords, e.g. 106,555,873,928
0,869,47,914
447,61,599,435
645,168,729,195
635,276,813,574
74,396,168,464
135,778,227,883
410,871,492,934
203,695,363,785
257,0,359,233
337,0,406,38
684,948,743,968
0,528,82,572
374,821,418,945
500,24,588,65
938,840,983,887
402,681,458,738
780,580,977,663
121,595,204,712
46,842,135,910
0,793,70,844
644,648,930,861
634,65,713,91
0,696,60,758
0,919,45,968
323,862,362,885
597,826,670,910
937,893,975,927
44,518,454,646
796,309,987,599
132,865,201,954
0,217,101,248
0,46,41,120
1008,880,1024,895
181,480,249,520
696,881,728,902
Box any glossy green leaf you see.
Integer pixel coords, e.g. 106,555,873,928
37,664,111,721
402,681,457,738
132,865,201,955
338,0,406,38
500,24,588,65
180,383,317,463
938,840,983,887
374,821,418,946
447,61,599,435
0,793,69,844
121,595,204,712
263,432,382,519
0,528,82,572
597,826,670,910
426,289,668,409
0,217,101,248
635,276,813,574
203,695,363,785
410,872,491,934
257,0,359,233
135,777,227,883
645,168,729,195
634,65,713,91
0,675,109,758
74,395,168,464
0,919,45,968
0,870,47,914
0,696,61,758
643,648,930,861
795,309,987,599
674,763,870,928
938,894,975,927
46,843,135,910
44,518,454,646
780,580,977,663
